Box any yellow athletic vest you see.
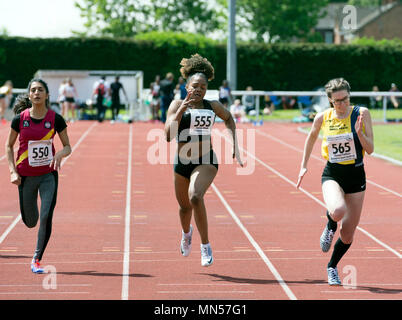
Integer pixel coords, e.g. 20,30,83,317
321,106,365,165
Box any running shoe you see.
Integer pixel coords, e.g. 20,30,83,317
31,259,45,274
200,243,213,267
180,225,193,257
320,225,335,252
327,267,342,286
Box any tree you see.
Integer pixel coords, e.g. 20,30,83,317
74,0,225,37
237,0,329,43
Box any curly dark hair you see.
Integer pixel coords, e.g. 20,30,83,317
179,54,215,82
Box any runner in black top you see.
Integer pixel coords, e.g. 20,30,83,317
164,54,243,267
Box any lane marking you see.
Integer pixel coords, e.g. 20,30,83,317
0,122,98,245
121,124,133,300
217,130,402,259
211,183,297,300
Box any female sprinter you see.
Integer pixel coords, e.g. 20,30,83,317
5,79,71,273
296,78,374,285
164,54,243,267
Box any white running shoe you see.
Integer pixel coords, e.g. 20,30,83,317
31,259,45,274
180,225,193,257
320,225,335,252
327,267,342,286
200,243,213,267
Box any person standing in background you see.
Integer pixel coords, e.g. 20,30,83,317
0,80,13,124
110,76,128,123
159,72,175,123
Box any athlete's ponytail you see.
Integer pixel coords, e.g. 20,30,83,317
13,78,50,114
13,94,31,115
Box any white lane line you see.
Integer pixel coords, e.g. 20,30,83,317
121,123,133,300
258,128,401,198
211,183,297,300
0,122,98,245
253,129,402,258
216,130,402,259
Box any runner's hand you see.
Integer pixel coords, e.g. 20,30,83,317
50,152,63,171
233,146,243,167
179,89,196,112
296,167,307,189
355,115,363,135
10,171,21,186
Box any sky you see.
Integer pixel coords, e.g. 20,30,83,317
0,0,86,38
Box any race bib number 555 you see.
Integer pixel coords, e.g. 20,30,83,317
28,139,53,167
189,109,215,135
327,133,357,163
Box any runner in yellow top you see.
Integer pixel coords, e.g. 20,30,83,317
296,78,374,285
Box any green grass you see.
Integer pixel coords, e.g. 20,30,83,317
248,108,402,122
372,125,402,161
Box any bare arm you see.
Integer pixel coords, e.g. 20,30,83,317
50,128,72,170
296,112,324,188
5,128,21,185
211,100,243,167
355,107,374,155
164,90,196,142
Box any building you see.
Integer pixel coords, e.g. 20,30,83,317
315,0,402,43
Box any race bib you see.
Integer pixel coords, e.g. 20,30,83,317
189,109,215,135
28,139,53,167
327,133,357,163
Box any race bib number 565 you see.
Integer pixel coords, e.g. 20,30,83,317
327,133,357,163
28,139,53,167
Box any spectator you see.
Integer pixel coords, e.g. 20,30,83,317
281,96,296,109
242,86,255,115
389,83,400,108
150,75,161,121
263,95,274,115
219,80,233,109
57,79,66,115
62,78,78,122
176,76,187,100
230,99,248,123
369,85,382,109
0,80,13,124
110,76,128,123
92,76,110,123
159,72,175,123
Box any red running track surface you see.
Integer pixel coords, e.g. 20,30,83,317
0,121,401,300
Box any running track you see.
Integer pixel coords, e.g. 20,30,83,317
0,121,401,300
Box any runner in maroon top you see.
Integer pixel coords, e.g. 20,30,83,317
5,79,71,273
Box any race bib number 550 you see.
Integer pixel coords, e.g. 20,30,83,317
28,139,53,167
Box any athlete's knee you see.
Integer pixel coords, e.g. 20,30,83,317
179,205,192,215
23,218,38,228
189,192,204,207
330,205,347,222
